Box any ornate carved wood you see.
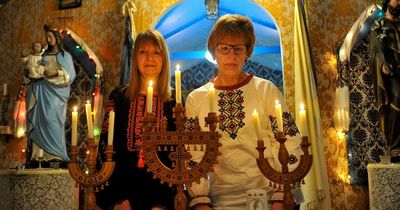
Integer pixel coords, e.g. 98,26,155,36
142,103,221,210
256,133,312,210
68,138,115,210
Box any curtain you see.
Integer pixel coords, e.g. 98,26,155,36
294,0,331,209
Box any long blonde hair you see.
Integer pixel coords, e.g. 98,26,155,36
125,29,171,102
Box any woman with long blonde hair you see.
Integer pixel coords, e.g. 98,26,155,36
96,29,175,210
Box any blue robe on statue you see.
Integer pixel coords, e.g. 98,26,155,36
26,51,76,161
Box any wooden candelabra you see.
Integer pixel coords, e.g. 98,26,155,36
68,138,115,210
142,103,221,210
256,132,312,210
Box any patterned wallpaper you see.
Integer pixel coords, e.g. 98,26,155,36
0,0,378,209
303,1,374,209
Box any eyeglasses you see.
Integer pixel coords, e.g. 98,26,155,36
216,44,247,55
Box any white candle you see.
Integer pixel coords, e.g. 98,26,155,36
85,101,94,139
299,103,309,137
343,108,350,129
38,149,43,158
2,83,7,96
107,110,115,145
336,109,343,130
71,106,78,146
275,100,283,132
252,109,261,139
341,108,347,130
146,81,153,113
175,64,182,104
209,83,216,112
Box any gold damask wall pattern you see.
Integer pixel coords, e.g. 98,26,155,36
0,0,377,209
304,0,374,209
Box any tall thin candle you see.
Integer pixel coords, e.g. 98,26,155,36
107,110,115,145
275,100,283,132
175,64,182,104
85,101,94,139
38,149,44,158
71,106,78,146
299,103,309,136
2,83,7,96
209,83,216,112
252,109,261,139
147,81,153,113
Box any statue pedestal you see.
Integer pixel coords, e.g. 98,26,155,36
0,169,78,210
367,163,400,210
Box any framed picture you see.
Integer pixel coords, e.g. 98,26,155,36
58,0,82,10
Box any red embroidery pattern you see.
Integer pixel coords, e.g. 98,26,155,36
218,90,245,139
127,95,164,152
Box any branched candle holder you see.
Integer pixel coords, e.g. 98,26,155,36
142,103,222,210
68,138,115,210
256,132,312,210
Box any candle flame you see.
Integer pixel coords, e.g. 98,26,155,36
176,64,180,71
86,100,90,104
300,103,305,111
253,109,258,114
275,100,280,105
73,106,77,112
149,80,153,87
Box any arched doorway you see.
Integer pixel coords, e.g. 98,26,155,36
154,0,283,97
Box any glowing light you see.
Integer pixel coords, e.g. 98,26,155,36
93,127,100,137
205,51,217,64
16,128,25,138
337,130,346,139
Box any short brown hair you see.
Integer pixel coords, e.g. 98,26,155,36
207,14,255,58
126,29,171,102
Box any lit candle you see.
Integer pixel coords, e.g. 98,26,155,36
275,100,283,132
209,83,216,112
38,149,43,158
71,106,78,146
147,81,153,113
335,109,341,129
2,83,7,96
175,64,182,104
85,101,94,139
341,108,347,130
299,103,309,136
252,109,261,139
107,110,115,145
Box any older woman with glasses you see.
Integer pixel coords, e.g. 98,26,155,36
185,14,303,210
